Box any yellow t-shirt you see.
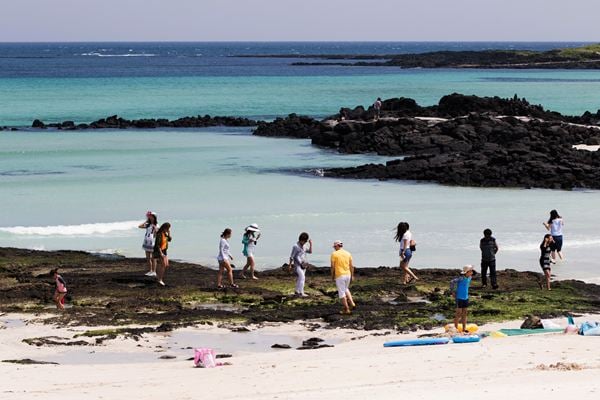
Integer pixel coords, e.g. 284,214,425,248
330,249,352,278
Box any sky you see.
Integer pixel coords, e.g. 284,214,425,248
1,0,599,42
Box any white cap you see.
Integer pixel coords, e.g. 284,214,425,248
461,265,475,274
246,223,260,232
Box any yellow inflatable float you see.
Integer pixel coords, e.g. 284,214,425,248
444,323,479,333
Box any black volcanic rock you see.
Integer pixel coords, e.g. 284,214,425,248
30,115,258,130
253,113,321,138
324,114,600,190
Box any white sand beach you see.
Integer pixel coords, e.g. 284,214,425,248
1,313,599,400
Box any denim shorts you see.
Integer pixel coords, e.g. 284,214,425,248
456,298,469,308
400,248,412,262
551,235,563,252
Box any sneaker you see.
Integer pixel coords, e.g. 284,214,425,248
150,271,157,277
300,293,309,298
145,271,153,276
158,280,165,286
492,285,499,290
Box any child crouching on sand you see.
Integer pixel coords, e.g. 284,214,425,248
51,268,67,310
450,265,475,333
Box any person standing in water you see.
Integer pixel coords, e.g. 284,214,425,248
395,222,418,284
241,224,260,280
217,228,237,289
543,209,564,262
139,211,158,277
51,268,67,310
154,222,172,286
288,232,312,297
330,240,356,315
539,234,554,290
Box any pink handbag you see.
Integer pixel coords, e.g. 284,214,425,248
194,348,216,368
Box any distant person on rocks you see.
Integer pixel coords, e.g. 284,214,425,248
450,265,475,333
480,228,499,289
139,211,158,277
330,240,356,315
395,222,418,284
539,234,554,290
241,223,261,280
51,268,67,310
153,222,172,286
288,232,312,297
217,228,237,289
373,97,382,120
543,209,564,262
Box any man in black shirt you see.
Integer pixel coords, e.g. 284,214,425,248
480,228,499,289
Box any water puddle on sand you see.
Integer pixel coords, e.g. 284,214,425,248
0,318,27,328
34,329,339,365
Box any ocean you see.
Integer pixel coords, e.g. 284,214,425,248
1,42,599,282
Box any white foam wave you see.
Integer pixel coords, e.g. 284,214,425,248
502,238,600,252
0,221,140,236
80,52,156,57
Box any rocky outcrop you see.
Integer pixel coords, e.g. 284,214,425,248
324,114,600,190
253,114,321,138
31,115,258,130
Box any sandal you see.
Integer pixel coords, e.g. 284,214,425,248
217,285,225,289
339,310,352,315
230,284,239,288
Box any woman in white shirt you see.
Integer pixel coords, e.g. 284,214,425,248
395,221,419,284
543,209,564,261
217,228,238,289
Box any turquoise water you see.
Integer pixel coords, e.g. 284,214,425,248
1,128,598,283
2,42,600,283
3,70,600,126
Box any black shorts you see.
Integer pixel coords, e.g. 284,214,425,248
456,298,469,308
551,235,563,252
153,249,167,259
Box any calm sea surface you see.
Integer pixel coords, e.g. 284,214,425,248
1,42,599,282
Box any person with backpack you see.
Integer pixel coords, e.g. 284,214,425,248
139,211,158,277
450,265,475,333
153,222,172,286
480,228,499,289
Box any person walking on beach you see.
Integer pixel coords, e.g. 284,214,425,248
539,234,554,290
217,228,238,289
373,97,382,120
543,209,564,262
450,265,474,333
480,228,499,289
241,224,260,280
51,268,67,310
154,222,172,286
395,222,418,284
288,232,312,297
330,240,356,315
139,211,158,277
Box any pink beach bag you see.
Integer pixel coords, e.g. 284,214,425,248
194,348,216,368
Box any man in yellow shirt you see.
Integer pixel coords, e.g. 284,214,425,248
330,240,356,315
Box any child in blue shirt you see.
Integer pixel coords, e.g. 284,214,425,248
450,265,475,333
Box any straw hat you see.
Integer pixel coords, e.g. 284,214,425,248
246,223,260,232
461,265,475,274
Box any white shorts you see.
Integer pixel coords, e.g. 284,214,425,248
335,275,351,298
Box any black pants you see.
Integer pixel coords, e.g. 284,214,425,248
481,259,497,287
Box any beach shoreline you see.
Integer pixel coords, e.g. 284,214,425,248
1,312,599,399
